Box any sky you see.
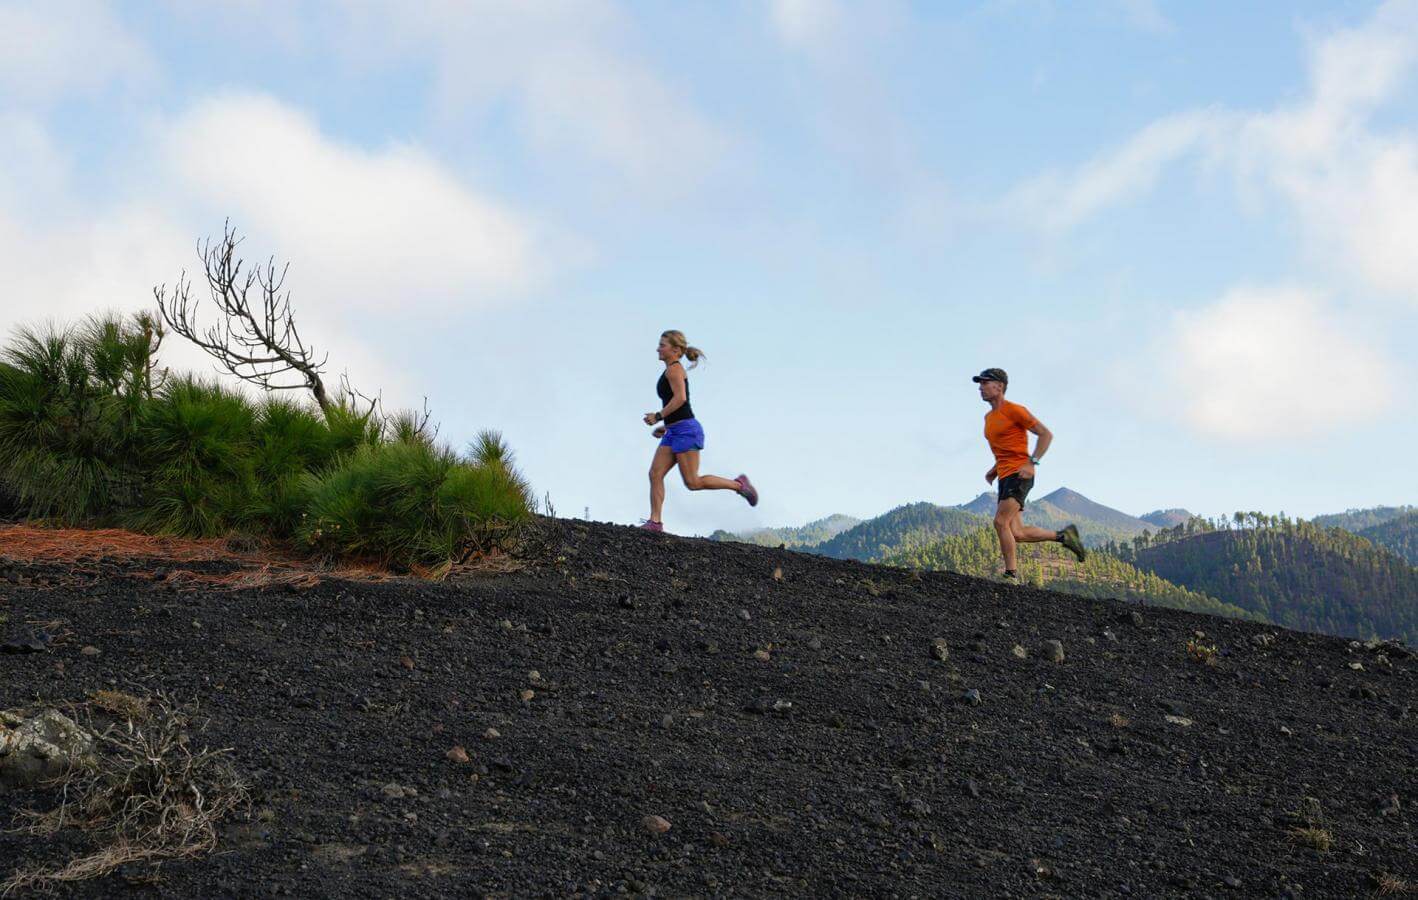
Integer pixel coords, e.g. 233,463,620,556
1,0,1416,536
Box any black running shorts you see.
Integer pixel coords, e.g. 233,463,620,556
997,473,1034,509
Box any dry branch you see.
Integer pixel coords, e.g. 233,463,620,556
155,221,334,417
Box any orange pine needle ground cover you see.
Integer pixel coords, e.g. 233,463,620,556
0,524,397,589
0,525,234,564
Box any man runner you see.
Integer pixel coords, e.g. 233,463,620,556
973,367,1087,582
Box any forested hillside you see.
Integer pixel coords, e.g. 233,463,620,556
710,514,860,548
809,503,984,561
1358,512,1418,565
1116,518,1418,643
1311,505,1415,532
726,499,1418,643
883,526,1258,621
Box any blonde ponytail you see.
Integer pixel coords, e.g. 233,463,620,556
661,330,705,369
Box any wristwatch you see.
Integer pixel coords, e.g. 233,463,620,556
1029,456,1041,465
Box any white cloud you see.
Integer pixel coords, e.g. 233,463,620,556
1003,109,1226,230
0,0,153,103
0,92,558,405
1004,0,1418,307
1168,287,1396,439
768,0,845,51
164,93,539,311
326,0,735,196
1006,0,1418,441
0,112,70,214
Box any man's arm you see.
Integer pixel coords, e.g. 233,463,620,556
1018,420,1052,478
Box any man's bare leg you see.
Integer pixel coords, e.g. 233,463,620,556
993,499,1021,572
994,500,1058,572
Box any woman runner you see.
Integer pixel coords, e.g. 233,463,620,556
641,330,757,532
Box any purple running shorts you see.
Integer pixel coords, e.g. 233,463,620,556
658,418,705,454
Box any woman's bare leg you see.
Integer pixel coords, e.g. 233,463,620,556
675,451,741,492
648,446,677,522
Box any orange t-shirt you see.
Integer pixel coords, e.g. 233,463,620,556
984,400,1037,479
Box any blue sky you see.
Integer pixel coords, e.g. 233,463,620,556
2,0,1415,535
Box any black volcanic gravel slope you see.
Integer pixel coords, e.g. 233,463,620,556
0,519,1414,898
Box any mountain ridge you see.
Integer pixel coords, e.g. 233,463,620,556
808,502,985,561
708,513,861,549
1141,508,1194,528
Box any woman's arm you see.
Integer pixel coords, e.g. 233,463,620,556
644,365,689,425
657,365,688,419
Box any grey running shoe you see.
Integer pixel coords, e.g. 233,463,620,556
639,520,664,533
1058,524,1086,562
997,571,1021,586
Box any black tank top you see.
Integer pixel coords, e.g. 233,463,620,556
656,364,694,424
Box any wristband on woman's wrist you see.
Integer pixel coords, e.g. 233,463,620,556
654,412,663,422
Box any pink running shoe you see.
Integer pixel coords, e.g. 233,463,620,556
639,520,664,532
734,474,758,507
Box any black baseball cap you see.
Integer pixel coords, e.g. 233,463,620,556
972,368,1008,385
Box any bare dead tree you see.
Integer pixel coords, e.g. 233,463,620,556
154,223,334,417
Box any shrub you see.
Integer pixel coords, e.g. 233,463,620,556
299,436,531,570
0,312,531,570
1185,638,1219,666
243,397,383,538
322,401,384,457
468,429,532,507
0,315,159,522
128,377,257,537
246,397,339,537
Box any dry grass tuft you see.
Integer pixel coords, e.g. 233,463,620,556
159,566,324,591
455,550,527,577
1287,826,1332,852
1109,712,1130,729
1377,874,1415,896
2,696,249,895
86,690,149,722
1285,794,1333,854
1283,796,1334,854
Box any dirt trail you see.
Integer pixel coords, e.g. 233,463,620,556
1,519,1413,897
